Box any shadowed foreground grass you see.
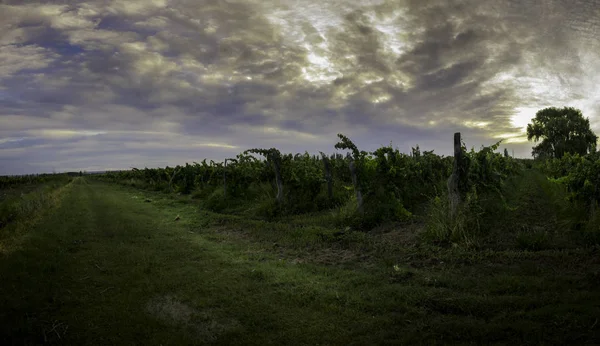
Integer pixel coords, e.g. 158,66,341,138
1,178,599,345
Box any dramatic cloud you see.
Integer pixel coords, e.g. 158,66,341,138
1,0,599,174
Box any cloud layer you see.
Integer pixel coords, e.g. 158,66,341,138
1,0,599,174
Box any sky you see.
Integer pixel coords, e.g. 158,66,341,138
1,0,599,175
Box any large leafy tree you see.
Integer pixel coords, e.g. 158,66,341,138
526,106,598,159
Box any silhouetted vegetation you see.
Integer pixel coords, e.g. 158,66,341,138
527,106,597,159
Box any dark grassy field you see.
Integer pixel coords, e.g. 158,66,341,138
1,177,599,345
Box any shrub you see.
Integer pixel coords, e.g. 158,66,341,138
202,188,228,213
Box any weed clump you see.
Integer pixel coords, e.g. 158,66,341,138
423,194,482,247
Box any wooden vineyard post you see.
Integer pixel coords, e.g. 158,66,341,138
347,153,364,215
448,132,462,218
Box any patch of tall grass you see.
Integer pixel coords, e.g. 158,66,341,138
0,179,71,233
422,193,483,248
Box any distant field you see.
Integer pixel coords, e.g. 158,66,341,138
0,177,599,345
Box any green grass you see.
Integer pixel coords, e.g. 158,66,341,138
1,178,599,345
0,177,72,246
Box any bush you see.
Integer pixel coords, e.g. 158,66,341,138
244,183,282,219
202,188,228,213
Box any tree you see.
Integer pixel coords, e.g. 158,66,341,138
526,106,598,159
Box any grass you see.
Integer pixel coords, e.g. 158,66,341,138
0,177,599,344
0,177,73,250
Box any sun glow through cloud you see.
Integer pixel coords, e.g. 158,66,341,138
511,107,538,132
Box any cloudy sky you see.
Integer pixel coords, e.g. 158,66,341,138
1,0,599,174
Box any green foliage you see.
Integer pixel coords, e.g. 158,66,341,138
401,146,453,210
0,173,73,190
582,212,600,245
93,133,521,232
330,195,360,228
515,227,551,251
202,187,228,213
464,140,521,196
453,137,471,198
545,152,600,244
486,169,576,247
333,135,454,228
424,140,523,246
250,189,281,220
546,152,600,210
423,194,482,247
280,152,326,213
526,106,598,159
360,146,414,227
334,133,363,160
0,176,71,231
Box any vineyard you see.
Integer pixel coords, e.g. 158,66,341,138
91,132,600,247
2,133,600,344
